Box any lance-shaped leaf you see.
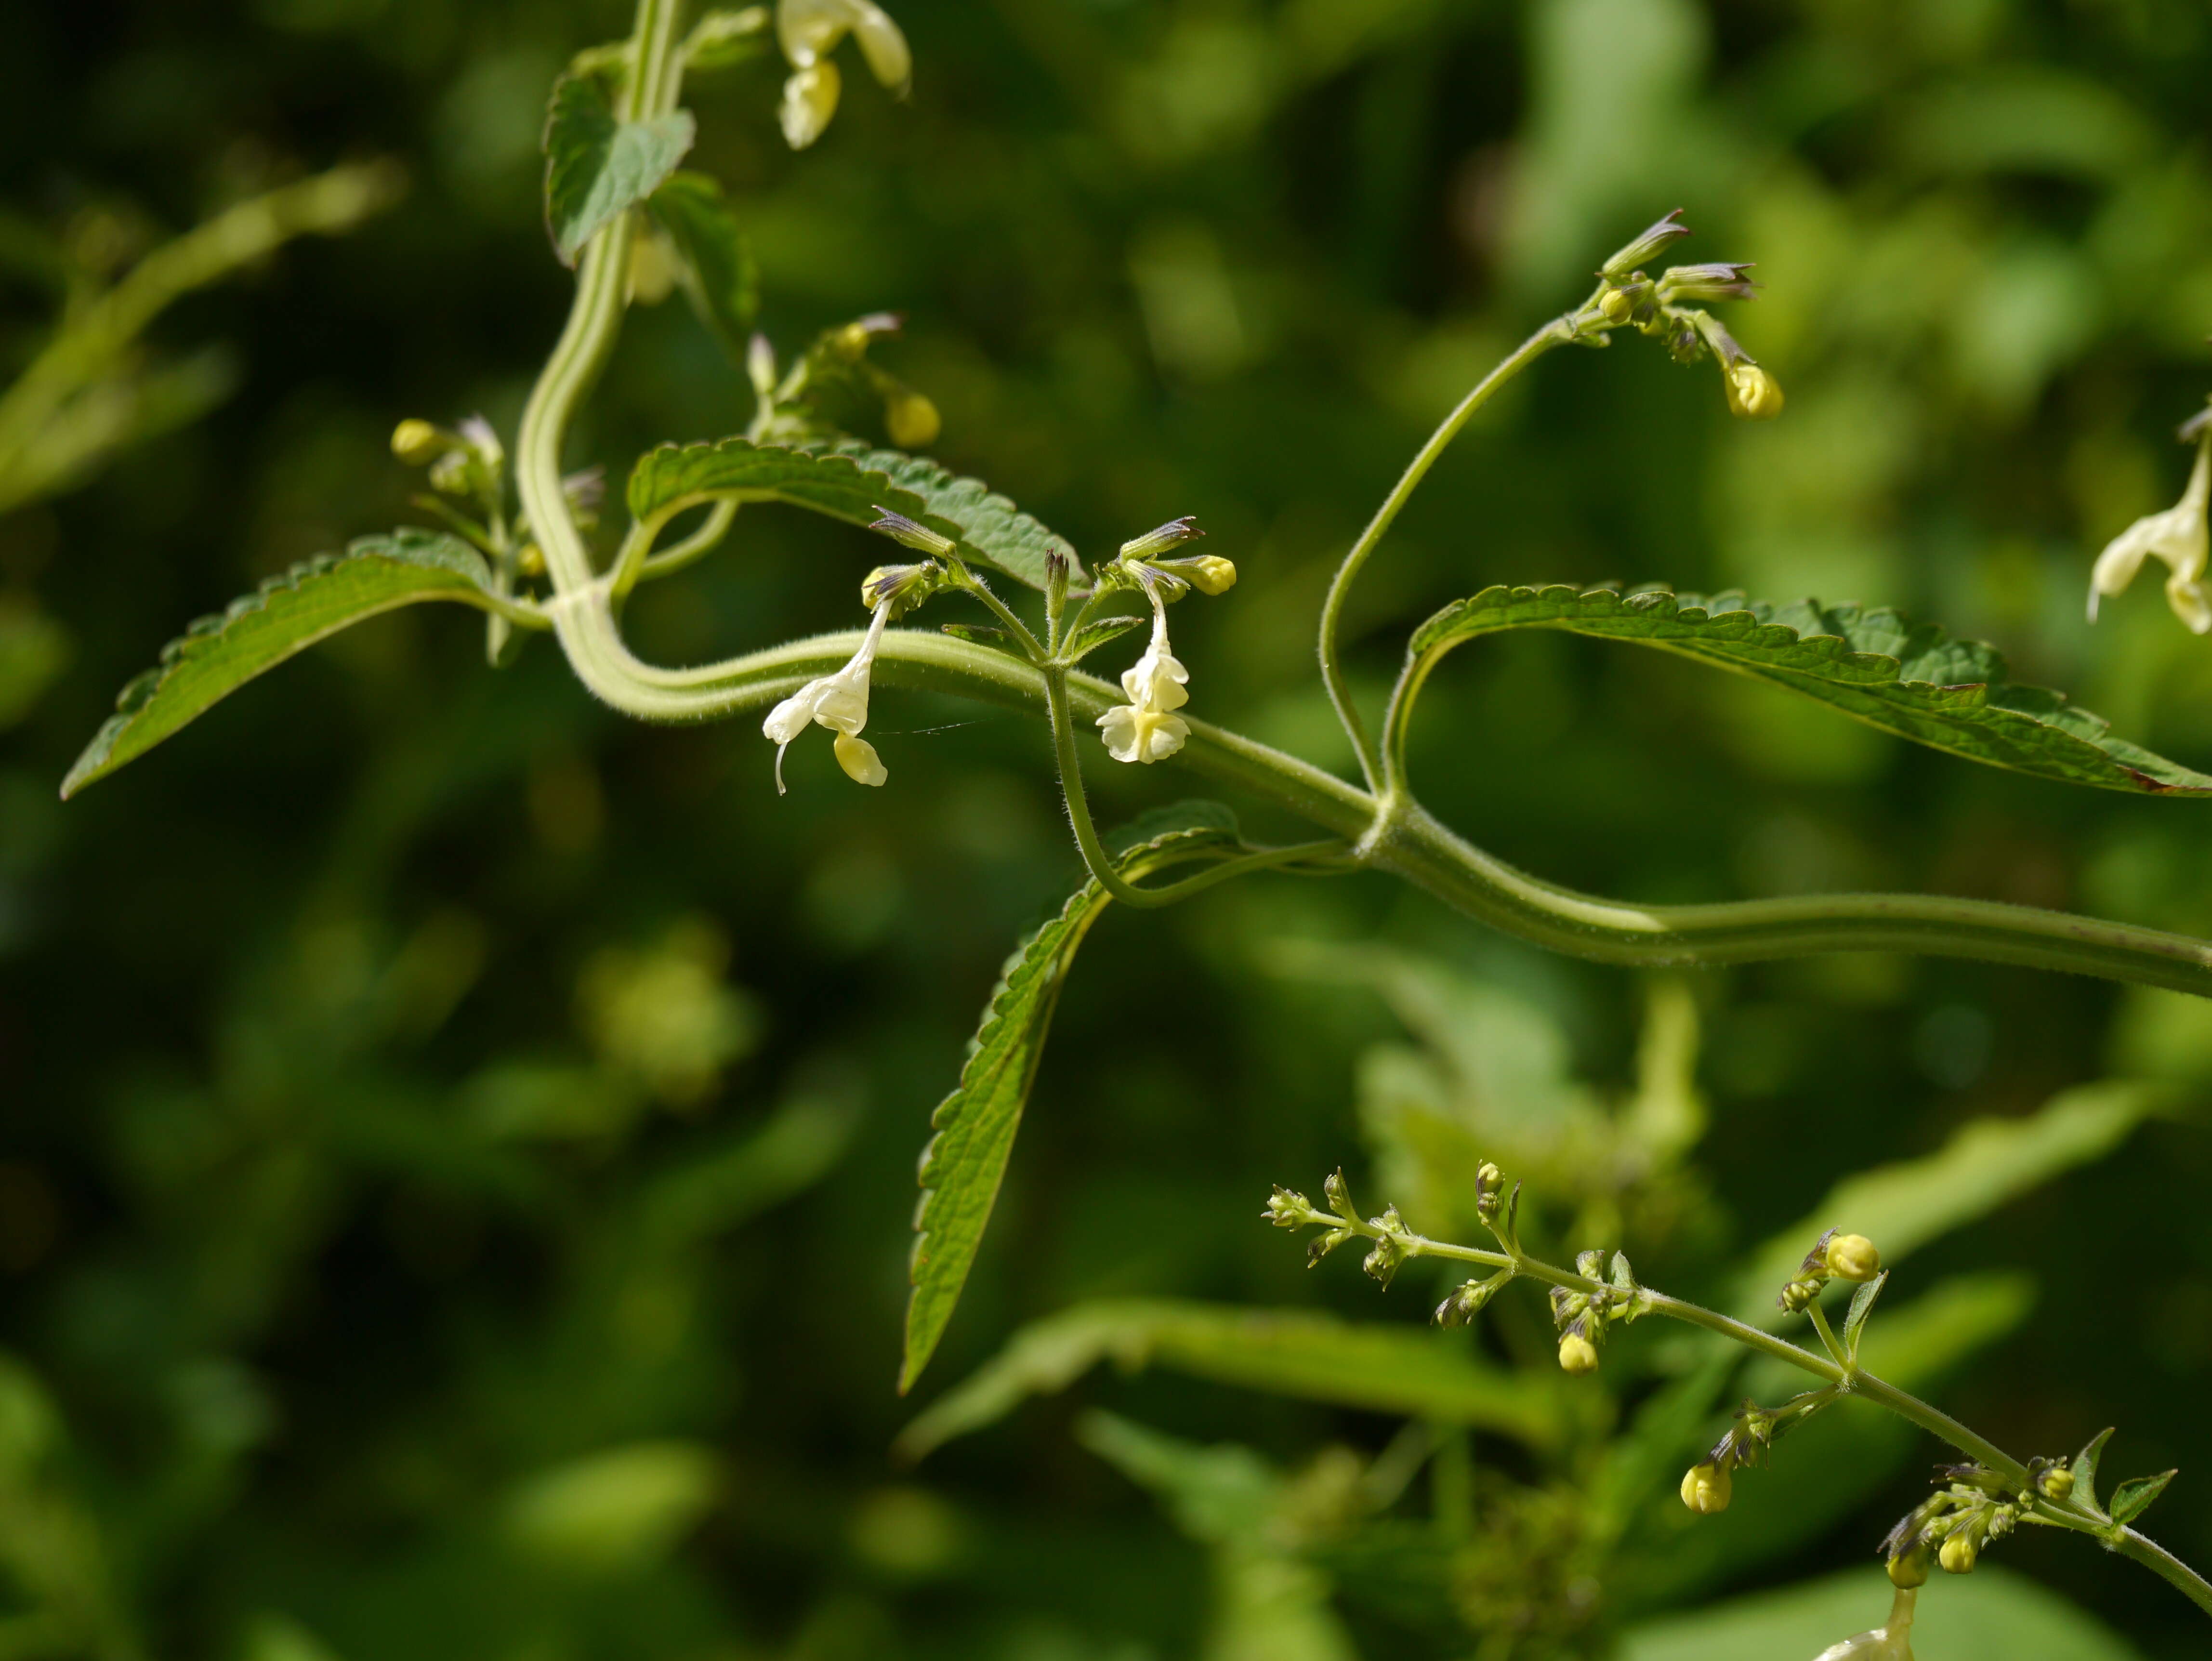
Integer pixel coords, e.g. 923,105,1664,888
63,530,514,798
626,436,1079,591
1406,584,2212,795
2108,1468,2178,1527
900,814,1241,1392
896,1298,1565,1461
542,72,695,265
647,171,757,356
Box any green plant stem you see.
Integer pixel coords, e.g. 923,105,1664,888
1317,1209,2212,1619
612,498,739,597
527,620,2212,995
950,561,1047,662
1317,316,1575,792
507,0,2212,998
1040,665,1346,907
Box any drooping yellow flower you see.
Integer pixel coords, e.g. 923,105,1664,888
775,0,910,150
1097,604,1191,765
763,604,891,791
2089,429,2212,633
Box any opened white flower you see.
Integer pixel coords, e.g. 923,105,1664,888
1812,1586,1916,1661
763,604,891,792
1098,602,1191,765
776,0,910,150
2088,429,2212,633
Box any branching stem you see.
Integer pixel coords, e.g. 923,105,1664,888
1310,1206,2212,1620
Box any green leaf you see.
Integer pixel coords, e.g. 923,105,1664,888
1409,584,2212,796
647,171,758,356
1843,1269,1887,1356
1066,613,1146,662
900,816,1241,1393
895,1298,1565,1461
626,435,1079,591
1728,1081,2159,1324
1619,1566,2145,1661
2075,1426,2117,1508
62,530,508,799
542,72,695,266
2108,1468,2178,1526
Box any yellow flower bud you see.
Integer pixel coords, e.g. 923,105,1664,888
886,388,941,449
1724,360,1784,419
1598,286,1634,322
1557,1333,1599,1375
1679,1462,1732,1515
2040,1466,2076,1502
1938,1534,1977,1574
1887,1548,1930,1589
1181,554,1237,595
516,542,546,578
1825,1233,1881,1282
390,419,444,465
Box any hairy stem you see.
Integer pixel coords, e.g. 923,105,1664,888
1318,316,1575,791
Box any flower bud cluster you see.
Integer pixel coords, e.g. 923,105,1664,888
1881,1463,2032,1583
749,314,941,449
391,414,508,518
1547,1248,1651,1377
1583,210,1783,422
1778,1228,1883,1314
1677,1385,1841,1517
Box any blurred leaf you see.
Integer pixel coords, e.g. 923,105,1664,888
541,72,694,265
638,1094,859,1246
1889,68,2155,184
1729,1082,2159,1323
1411,586,2212,796
2108,1469,2177,1527
902,815,1242,1392
648,170,758,357
897,1299,1564,1462
1619,1566,2143,1661
0,599,68,729
1076,1413,1360,1661
626,436,1079,590
62,531,513,798
242,1613,346,1661
503,1441,721,1573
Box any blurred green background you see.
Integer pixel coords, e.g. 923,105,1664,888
5,0,2212,1657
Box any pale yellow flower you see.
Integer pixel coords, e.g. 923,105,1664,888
775,0,910,149
2088,433,2212,633
1097,607,1191,765
763,604,891,791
